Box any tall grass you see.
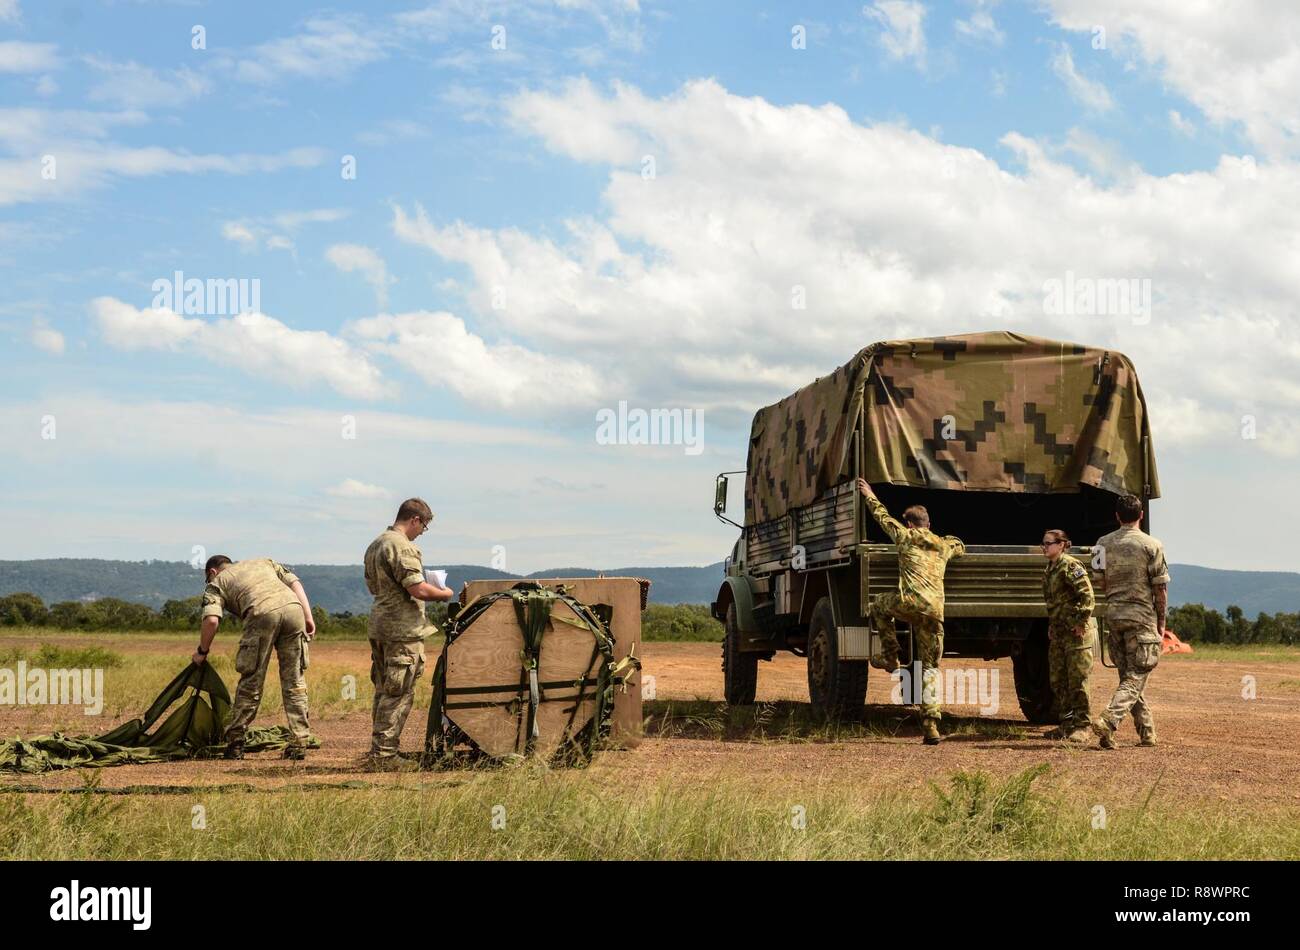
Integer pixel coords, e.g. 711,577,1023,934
3,764,1298,860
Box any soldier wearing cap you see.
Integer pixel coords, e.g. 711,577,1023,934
1040,528,1096,743
857,478,965,744
1092,493,1169,749
194,555,316,760
363,497,454,765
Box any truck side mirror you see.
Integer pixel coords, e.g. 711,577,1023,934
714,474,728,516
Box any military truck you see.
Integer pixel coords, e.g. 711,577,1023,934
711,331,1159,722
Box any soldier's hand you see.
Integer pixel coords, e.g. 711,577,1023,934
856,477,875,498
304,614,317,637
192,650,207,666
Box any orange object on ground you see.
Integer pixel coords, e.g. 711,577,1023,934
1162,629,1194,654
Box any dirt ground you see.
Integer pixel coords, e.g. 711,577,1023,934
3,639,1299,810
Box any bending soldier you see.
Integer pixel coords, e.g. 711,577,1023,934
194,555,316,760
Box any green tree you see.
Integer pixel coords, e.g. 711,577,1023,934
0,592,49,626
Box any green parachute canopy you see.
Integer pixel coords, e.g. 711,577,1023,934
0,662,313,774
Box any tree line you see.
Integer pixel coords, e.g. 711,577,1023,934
1,591,1293,645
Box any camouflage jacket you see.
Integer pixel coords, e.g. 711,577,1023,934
201,559,301,621
364,527,430,642
866,495,964,620
1043,553,1095,635
1096,524,1169,628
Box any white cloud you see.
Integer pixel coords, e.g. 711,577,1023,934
29,320,63,355
1051,43,1113,112
220,208,348,252
866,1,927,66
221,221,258,248
326,478,390,499
375,77,1300,454
0,1,20,24
326,243,393,307
230,16,388,85
349,311,603,411
0,41,58,74
955,3,1003,46
357,118,431,147
85,58,210,110
1169,109,1196,137
33,75,56,97
92,296,391,401
0,106,326,207
1045,1,1300,155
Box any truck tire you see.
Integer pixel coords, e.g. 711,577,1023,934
1013,623,1056,724
723,602,758,705
806,596,869,717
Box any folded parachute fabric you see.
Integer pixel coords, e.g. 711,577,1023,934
0,661,318,774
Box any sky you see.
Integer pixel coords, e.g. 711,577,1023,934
1,0,1298,574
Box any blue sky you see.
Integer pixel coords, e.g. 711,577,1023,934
2,1,1299,574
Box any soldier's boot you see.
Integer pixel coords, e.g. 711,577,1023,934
1090,717,1117,750
1044,718,1071,740
362,753,402,772
1137,729,1157,748
282,744,307,761
1066,726,1092,744
921,719,941,745
223,741,245,761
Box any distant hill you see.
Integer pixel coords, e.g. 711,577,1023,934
0,559,726,614
0,558,1295,616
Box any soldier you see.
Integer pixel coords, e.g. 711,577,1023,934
856,477,965,744
1091,493,1169,749
193,555,316,760
1040,529,1096,743
363,497,454,767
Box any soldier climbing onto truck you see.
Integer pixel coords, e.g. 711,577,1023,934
856,477,964,744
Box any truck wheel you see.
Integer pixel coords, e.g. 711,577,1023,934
806,597,868,717
723,602,758,705
1013,623,1056,724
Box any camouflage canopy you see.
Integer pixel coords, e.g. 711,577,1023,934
744,331,1160,525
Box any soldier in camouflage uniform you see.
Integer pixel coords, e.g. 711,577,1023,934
857,477,965,744
1040,529,1096,743
1092,494,1169,749
363,498,454,766
194,555,316,760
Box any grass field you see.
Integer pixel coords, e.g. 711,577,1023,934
5,764,1300,861
3,630,1299,860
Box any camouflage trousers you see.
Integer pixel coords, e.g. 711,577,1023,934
226,604,311,745
870,592,945,721
1100,619,1159,739
1048,620,1095,730
370,638,425,757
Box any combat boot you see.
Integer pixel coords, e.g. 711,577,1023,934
1090,717,1117,750
1138,731,1157,748
1044,725,1067,740
282,744,307,761
921,719,941,745
1066,726,1092,744
223,741,245,761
